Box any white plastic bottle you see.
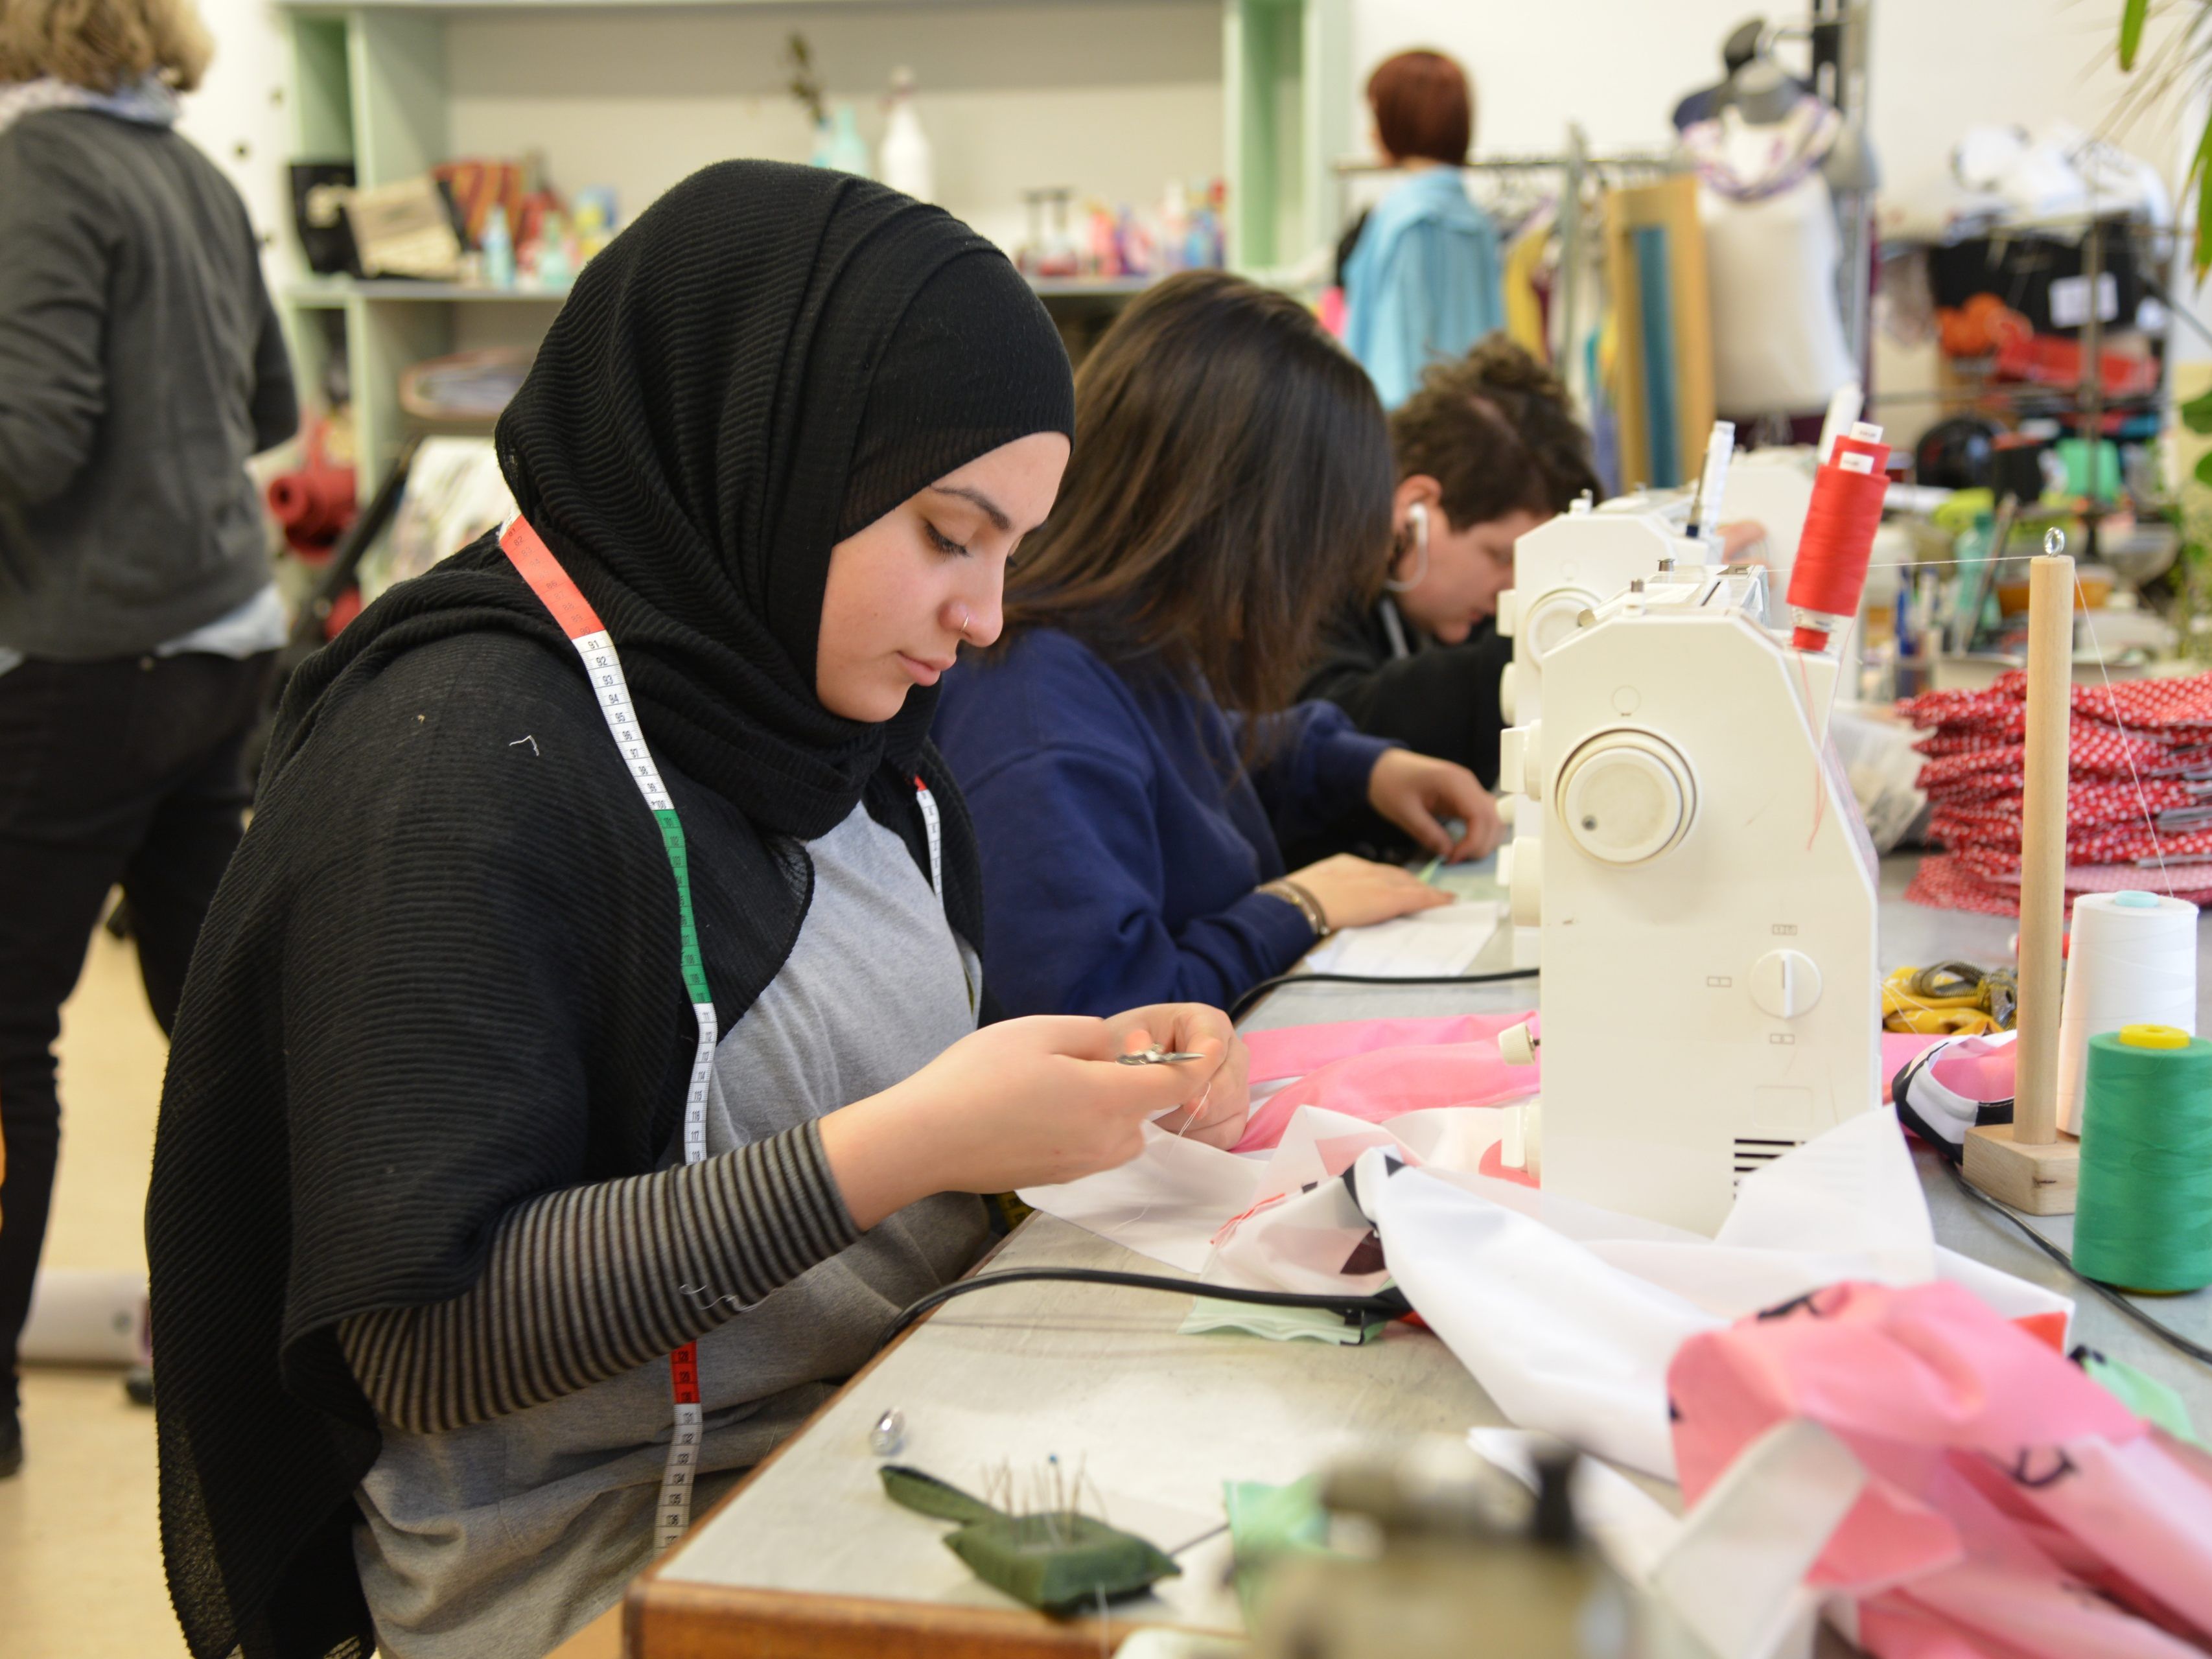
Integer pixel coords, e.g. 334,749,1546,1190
879,67,934,202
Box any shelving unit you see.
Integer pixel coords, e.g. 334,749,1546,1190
278,0,1349,472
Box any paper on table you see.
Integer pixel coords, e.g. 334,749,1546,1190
1304,899,1500,978
1018,1120,1263,1274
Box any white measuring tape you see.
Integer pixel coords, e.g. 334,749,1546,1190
502,516,715,1551
501,515,955,1550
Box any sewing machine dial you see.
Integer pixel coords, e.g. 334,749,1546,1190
1522,588,1598,664
1555,730,1695,864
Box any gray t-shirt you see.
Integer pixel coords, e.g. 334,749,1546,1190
353,803,988,1659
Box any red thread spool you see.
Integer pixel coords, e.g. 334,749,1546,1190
1786,426,1891,649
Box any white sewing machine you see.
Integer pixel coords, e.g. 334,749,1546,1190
1495,489,1707,732
1496,569,1881,1236
1494,490,1719,968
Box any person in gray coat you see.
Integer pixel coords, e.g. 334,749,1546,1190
0,0,297,1477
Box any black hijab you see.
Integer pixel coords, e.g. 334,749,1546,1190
277,159,1073,835
148,162,1072,1659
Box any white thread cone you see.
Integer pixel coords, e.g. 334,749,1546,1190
2056,890,2198,1134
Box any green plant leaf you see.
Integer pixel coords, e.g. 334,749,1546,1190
2121,0,2148,69
2183,388,2212,435
2199,156,2212,284
2193,450,2212,487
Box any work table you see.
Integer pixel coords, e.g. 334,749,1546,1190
601,853,2211,1658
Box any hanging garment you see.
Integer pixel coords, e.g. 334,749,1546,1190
1342,167,1506,409
1684,102,1854,417
1502,207,1554,363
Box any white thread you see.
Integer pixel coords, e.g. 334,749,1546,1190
2055,890,2198,1133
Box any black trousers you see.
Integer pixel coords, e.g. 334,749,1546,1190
0,649,273,1416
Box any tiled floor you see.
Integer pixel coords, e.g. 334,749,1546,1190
0,922,189,1658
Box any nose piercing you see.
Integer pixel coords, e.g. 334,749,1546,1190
955,605,973,640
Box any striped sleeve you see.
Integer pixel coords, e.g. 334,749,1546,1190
336,1121,859,1433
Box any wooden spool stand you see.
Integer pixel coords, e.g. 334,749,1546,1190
1963,553,2080,1213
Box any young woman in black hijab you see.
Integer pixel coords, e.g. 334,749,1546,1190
145,162,1249,1659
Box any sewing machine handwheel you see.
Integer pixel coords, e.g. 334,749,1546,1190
1556,731,1694,865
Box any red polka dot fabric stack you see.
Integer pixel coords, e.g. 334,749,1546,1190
1898,670,2212,916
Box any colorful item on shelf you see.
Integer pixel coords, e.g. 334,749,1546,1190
878,67,933,202
343,174,465,281
434,158,527,252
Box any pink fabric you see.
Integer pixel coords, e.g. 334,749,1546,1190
1669,1280,2212,1658
1882,1031,1947,1100
1927,1033,2016,1102
1232,1019,1938,1152
1234,1013,1539,1153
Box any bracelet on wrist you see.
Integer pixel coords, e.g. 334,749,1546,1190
1259,878,1332,940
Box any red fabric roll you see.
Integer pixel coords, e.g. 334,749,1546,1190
265,463,356,551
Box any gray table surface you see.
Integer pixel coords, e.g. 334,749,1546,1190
661,852,2211,1624
1252,852,2212,1412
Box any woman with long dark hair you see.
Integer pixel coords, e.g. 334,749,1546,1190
146,165,1250,1659
935,270,1502,1021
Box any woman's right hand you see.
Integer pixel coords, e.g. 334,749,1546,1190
817,1015,1216,1227
1284,853,1451,933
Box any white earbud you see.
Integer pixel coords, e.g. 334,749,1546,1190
1385,502,1430,593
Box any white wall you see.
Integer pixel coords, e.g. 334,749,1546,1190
173,0,290,257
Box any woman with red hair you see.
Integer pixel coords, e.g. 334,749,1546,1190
1342,49,1504,409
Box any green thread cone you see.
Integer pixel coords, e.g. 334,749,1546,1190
2075,1030,2212,1294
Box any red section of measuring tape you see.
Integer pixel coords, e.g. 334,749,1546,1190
500,516,606,641
1785,438,1891,623
669,1341,701,1406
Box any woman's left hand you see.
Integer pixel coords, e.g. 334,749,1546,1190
1367,748,1503,862
1102,1003,1250,1149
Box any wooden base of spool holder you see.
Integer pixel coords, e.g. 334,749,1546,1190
1962,1124,2079,1215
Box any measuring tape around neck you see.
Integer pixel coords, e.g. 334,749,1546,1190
502,516,715,1551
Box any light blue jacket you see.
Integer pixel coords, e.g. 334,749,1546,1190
1342,166,1505,409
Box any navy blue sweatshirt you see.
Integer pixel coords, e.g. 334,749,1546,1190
935,628,1391,1017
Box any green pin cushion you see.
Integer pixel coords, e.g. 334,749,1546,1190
879,1465,1180,1614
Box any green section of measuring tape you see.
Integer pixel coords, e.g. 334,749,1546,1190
653,808,712,1004
2075,1031,2212,1294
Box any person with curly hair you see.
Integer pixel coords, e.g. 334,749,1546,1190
1294,335,1600,861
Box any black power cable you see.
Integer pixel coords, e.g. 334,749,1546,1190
1943,1160,2212,1370
1228,966,1538,1024
881,1268,1409,1347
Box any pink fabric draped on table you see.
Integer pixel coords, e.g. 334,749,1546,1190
1233,1013,1953,1155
